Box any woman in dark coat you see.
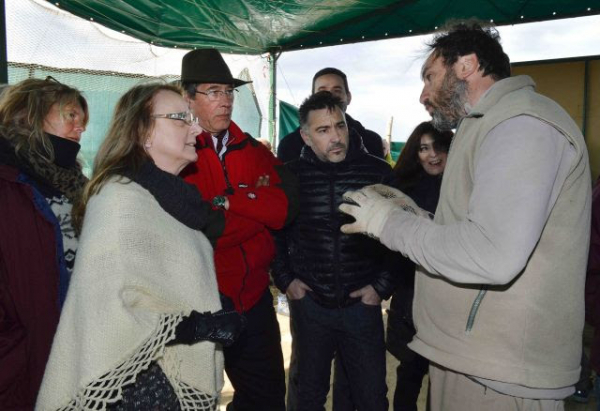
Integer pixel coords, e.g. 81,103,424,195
386,121,452,411
0,77,89,409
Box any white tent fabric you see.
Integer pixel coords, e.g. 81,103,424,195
7,0,273,137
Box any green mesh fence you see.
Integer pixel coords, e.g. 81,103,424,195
8,63,262,176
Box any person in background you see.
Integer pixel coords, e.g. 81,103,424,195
340,21,591,410
386,121,452,411
180,48,298,411
0,77,88,410
277,67,384,163
37,83,244,410
586,178,600,411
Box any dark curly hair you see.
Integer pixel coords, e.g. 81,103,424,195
427,20,511,81
298,91,344,130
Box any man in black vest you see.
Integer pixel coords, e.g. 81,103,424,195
277,67,384,163
272,91,393,410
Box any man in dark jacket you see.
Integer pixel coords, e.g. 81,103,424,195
272,91,393,410
180,48,298,411
277,67,384,162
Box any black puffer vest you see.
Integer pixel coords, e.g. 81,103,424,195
273,130,394,307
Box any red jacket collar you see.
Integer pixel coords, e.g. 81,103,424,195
196,120,247,149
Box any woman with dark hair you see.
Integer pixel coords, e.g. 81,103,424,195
386,121,452,411
0,77,89,409
37,83,243,411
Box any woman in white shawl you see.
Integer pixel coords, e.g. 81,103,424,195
37,83,244,411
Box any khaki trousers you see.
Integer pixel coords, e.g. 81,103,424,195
428,364,564,411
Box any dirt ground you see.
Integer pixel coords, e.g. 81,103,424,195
218,302,596,411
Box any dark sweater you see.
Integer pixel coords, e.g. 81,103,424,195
0,133,86,409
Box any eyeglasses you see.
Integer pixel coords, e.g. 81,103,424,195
194,89,238,101
152,111,198,126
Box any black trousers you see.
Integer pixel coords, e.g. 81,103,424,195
288,295,388,411
224,289,286,411
393,352,429,411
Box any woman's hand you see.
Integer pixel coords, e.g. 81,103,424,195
167,309,246,347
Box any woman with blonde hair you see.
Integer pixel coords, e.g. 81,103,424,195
0,77,88,409
38,82,243,410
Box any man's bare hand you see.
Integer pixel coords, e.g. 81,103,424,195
256,174,270,188
286,279,312,301
349,285,381,306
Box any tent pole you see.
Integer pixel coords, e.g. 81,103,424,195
582,59,589,139
268,50,281,149
0,0,7,84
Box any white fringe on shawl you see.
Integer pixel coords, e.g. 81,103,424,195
36,180,224,410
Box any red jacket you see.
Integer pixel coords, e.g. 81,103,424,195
182,122,298,312
0,164,61,410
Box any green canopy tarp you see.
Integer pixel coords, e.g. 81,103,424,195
391,141,406,162
48,1,598,54
279,100,299,141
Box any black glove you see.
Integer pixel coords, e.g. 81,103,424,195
219,292,236,312
167,309,246,347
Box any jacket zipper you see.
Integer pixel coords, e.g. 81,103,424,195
330,169,342,307
218,140,248,311
465,287,487,333
219,155,234,195
442,117,484,333
214,132,247,195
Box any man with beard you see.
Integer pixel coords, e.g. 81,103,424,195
277,67,384,162
272,91,394,410
339,21,591,410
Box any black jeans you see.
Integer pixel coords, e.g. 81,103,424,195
287,339,353,411
393,352,429,411
327,352,429,411
224,290,286,411
288,295,388,411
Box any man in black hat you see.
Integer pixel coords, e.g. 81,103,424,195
277,67,385,163
180,48,298,411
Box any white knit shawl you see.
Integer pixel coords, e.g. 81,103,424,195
36,179,224,410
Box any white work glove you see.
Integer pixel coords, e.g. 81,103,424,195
339,184,429,240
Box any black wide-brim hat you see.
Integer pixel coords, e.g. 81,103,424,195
181,48,251,88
